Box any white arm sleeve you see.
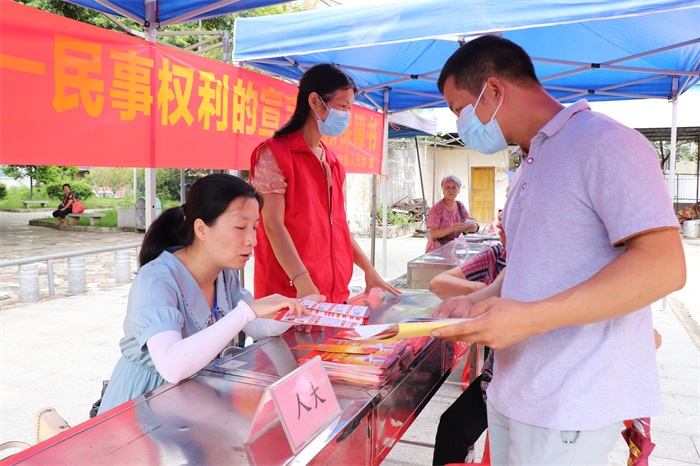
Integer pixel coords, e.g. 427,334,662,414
146,301,256,384
243,317,293,340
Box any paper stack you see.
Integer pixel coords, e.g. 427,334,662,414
297,338,413,385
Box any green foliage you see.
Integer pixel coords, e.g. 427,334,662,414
0,186,49,209
131,168,218,202
85,167,134,197
45,184,64,200
46,181,93,200
389,211,412,226
17,0,127,31
18,0,309,63
0,183,6,200
3,165,63,200
653,140,698,167
87,197,134,208
375,206,413,226
3,165,58,185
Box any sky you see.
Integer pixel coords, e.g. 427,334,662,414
423,85,700,133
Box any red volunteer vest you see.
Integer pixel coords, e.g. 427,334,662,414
250,131,354,303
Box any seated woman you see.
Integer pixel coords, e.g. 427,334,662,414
52,183,74,227
97,174,316,415
425,175,478,253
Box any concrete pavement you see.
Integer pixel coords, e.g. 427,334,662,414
0,211,698,464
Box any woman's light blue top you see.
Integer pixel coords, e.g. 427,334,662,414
98,251,277,414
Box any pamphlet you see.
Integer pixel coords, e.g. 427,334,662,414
298,299,371,319
293,343,379,354
275,299,371,328
333,318,471,342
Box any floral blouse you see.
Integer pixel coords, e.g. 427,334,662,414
59,192,75,209
425,200,470,252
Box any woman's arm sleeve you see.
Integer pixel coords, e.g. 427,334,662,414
146,301,257,383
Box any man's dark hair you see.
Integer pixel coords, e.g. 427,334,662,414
438,35,540,96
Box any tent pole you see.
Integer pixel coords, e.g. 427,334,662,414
370,176,377,267
414,137,427,226
696,139,699,204
180,169,186,204
381,89,389,278
432,137,437,205
669,76,678,210
144,0,158,229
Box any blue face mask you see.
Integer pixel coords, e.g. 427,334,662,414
314,99,351,137
456,83,508,154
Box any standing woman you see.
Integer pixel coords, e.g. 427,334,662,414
52,183,74,227
250,64,399,303
425,175,478,252
97,174,311,415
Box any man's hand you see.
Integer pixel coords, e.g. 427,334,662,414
431,297,541,350
430,295,476,318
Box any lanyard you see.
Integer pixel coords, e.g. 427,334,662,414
211,293,219,322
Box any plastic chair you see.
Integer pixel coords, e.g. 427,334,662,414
0,408,70,460
35,407,71,443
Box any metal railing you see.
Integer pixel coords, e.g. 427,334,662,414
0,242,141,301
665,173,700,205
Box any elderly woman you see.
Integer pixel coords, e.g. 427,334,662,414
425,175,478,252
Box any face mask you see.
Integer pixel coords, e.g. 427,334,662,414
456,83,508,154
314,99,351,137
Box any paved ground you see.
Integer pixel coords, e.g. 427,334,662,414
1,211,698,463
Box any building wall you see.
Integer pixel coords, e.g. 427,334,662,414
345,140,513,236
424,145,512,220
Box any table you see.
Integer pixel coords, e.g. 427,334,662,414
8,290,462,466
407,235,500,289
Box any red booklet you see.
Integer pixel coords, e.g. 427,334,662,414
298,338,412,385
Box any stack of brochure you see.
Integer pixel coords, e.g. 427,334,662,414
297,338,413,385
275,299,371,328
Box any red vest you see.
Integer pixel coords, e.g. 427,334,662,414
250,131,354,303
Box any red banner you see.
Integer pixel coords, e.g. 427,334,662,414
0,1,384,174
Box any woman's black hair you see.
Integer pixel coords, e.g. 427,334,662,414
274,64,357,138
139,174,263,266
63,183,71,190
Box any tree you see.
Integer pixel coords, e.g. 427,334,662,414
153,169,216,201
17,1,128,31
87,167,135,197
2,165,60,199
18,0,311,62
653,140,699,171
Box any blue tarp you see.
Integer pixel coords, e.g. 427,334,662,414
63,0,290,26
233,0,700,112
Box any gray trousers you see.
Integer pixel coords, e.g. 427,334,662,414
486,400,621,465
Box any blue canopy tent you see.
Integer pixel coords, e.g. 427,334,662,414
64,0,291,26
234,0,700,110
61,0,292,227
234,0,700,269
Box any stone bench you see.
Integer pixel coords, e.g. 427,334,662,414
22,200,50,208
68,213,105,226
